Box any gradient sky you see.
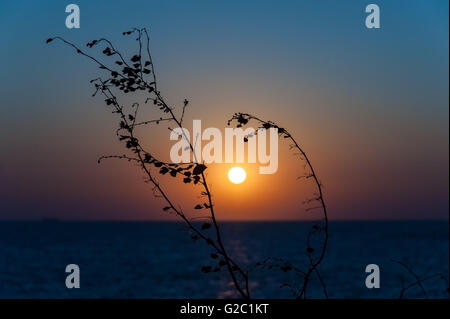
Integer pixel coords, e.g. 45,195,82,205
0,0,448,220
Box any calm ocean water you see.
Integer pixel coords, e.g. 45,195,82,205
0,221,448,298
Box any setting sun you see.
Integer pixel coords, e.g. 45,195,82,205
228,166,247,184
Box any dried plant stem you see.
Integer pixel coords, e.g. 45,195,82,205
48,28,249,298
228,113,329,298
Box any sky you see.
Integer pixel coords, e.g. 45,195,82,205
0,0,448,220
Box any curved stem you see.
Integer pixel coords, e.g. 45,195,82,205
229,113,328,298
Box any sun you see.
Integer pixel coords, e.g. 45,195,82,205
228,166,247,184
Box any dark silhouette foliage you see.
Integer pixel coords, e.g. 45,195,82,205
48,28,250,298
47,27,448,299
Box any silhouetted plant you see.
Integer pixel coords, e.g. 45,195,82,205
228,113,329,298
47,28,250,298
47,28,447,300
47,27,333,299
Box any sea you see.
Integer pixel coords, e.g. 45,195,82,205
0,221,448,299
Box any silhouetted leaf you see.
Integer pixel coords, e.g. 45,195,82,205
162,206,171,211
237,114,248,125
103,47,113,56
144,154,152,162
194,204,203,210
193,164,207,175
307,247,314,254
201,223,211,230
125,137,138,149
46,38,53,44
119,121,127,129
86,40,98,48
159,167,169,175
